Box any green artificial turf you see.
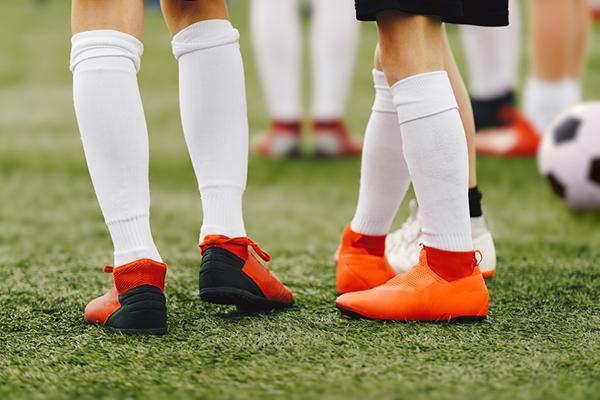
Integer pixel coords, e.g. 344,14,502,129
1,2,599,399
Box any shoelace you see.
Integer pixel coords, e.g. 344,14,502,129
199,236,271,262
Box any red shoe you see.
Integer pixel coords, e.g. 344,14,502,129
336,225,396,295
84,259,167,335
313,120,362,158
475,107,541,157
591,6,600,21
254,120,301,158
199,235,294,312
336,246,488,322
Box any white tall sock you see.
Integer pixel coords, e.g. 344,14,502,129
71,30,162,266
309,0,360,120
392,71,472,252
172,20,248,241
459,0,521,100
250,0,302,122
523,76,582,134
351,70,410,236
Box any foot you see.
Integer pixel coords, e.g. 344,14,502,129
84,259,168,335
254,120,301,158
199,235,294,312
313,120,362,158
386,200,497,278
336,225,396,295
475,107,541,157
336,247,489,321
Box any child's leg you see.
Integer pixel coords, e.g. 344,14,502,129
73,0,167,335
71,0,162,266
525,0,589,133
249,0,302,123
164,0,294,311
309,0,360,121
378,11,472,253
163,0,246,240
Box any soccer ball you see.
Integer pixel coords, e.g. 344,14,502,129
538,102,600,211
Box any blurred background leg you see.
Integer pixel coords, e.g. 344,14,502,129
250,0,303,157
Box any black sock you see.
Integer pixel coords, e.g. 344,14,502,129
469,187,483,218
471,90,516,131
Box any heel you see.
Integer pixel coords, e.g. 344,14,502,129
107,285,167,335
199,247,264,297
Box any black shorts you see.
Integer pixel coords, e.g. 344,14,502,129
355,0,508,27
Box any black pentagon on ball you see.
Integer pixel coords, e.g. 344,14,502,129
553,116,581,145
546,173,567,199
589,158,600,186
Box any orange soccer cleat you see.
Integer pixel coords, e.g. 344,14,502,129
336,246,489,322
199,235,293,312
84,259,168,335
254,120,302,158
475,107,541,157
313,120,362,158
336,225,396,295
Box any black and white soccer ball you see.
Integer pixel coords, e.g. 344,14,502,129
538,102,600,211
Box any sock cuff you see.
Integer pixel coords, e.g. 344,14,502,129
172,19,239,60
372,69,395,113
526,76,570,96
391,71,458,125
70,30,143,73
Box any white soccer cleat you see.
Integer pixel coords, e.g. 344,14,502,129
385,200,497,278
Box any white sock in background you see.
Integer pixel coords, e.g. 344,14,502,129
172,20,248,241
71,30,162,266
459,0,521,100
391,71,472,252
351,70,410,236
309,0,360,120
523,76,582,134
250,0,302,122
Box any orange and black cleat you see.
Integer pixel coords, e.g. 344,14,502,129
199,235,293,312
313,120,362,158
336,246,488,322
336,225,396,295
84,259,167,335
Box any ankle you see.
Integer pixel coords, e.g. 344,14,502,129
424,246,476,281
344,225,386,257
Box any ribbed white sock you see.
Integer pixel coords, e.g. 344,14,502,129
71,30,162,266
309,0,360,120
351,70,410,236
524,76,582,134
391,71,472,252
172,20,248,241
460,0,521,100
250,0,302,122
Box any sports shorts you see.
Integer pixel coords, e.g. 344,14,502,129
355,0,508,26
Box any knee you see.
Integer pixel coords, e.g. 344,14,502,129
162,0,229,35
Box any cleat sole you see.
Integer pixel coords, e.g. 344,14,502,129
107,326,167,335
336,305,486,323
200,287,293,313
